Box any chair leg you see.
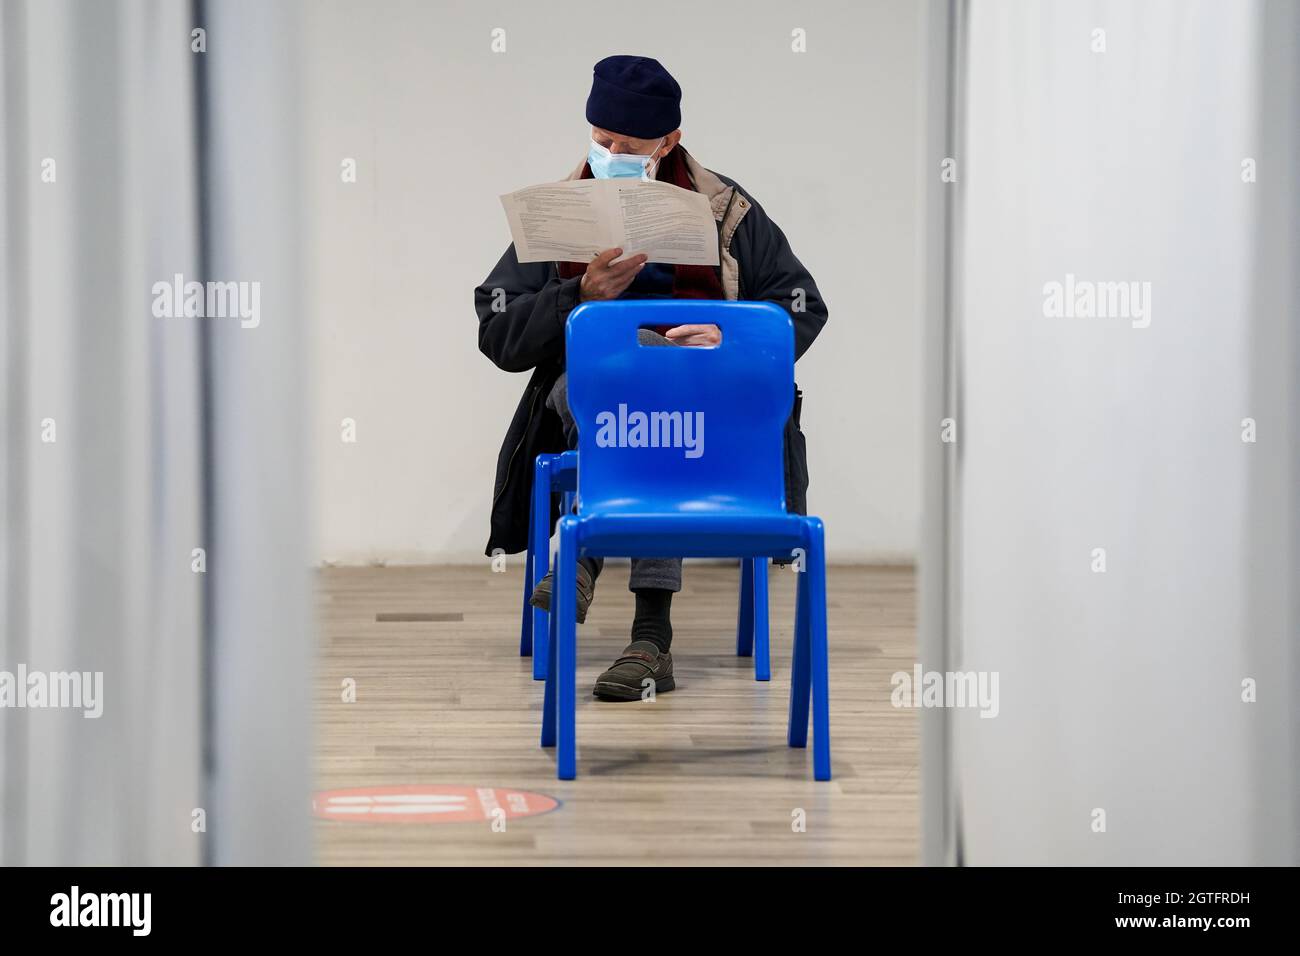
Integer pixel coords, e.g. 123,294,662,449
541,605,557,748
531,457,554,681
736,558,754,657
806,520,832,781
787,563,811,749
555,517,579,780
752,558,771,681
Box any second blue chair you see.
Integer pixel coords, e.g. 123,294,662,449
519,452,770,681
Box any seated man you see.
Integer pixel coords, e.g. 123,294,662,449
474,54,827,701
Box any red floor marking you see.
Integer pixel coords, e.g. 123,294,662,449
313,785,559,823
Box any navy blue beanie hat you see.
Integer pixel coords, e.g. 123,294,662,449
585,55,682,139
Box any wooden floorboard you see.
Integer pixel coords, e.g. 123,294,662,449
315,562,918,865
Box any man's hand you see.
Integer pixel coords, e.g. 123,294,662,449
664,324,722,347
579,248,647,302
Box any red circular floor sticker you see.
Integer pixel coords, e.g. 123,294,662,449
313,785,559,823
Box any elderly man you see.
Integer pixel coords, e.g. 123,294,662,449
475,55,827,701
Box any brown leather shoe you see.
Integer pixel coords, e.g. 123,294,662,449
593,640,675,701
529,560,596,624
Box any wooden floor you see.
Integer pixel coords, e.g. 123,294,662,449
315,562,918,865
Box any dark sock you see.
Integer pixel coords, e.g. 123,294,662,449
630,588,673,654
579,557,600,581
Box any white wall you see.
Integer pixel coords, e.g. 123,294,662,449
304,0,923,564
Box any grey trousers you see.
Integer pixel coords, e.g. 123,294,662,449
546,328,682,593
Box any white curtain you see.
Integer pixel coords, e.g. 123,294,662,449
924,0,1299,865
0,0,310,866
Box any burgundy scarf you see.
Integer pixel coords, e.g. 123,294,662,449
556,145,726,303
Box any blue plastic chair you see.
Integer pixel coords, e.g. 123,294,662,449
520,453,771,683
539,300,830,781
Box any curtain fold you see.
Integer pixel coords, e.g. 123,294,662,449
0,0,309,866
935,0,1298,865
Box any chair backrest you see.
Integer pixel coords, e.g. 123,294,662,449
565,300,794,516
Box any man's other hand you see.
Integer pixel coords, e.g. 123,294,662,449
579,248,647,302
664,324,722,347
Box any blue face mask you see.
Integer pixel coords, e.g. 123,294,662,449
588,137,665,180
